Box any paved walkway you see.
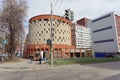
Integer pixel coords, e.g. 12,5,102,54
0,61,120,80
1,59,120,80
0,58,54,71
0,58,79,71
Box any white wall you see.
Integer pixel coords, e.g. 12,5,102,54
90,12,118,53
76,25,92,49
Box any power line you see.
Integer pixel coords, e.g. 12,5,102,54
53,0,59,10
54,0,72,15
55,0,63,11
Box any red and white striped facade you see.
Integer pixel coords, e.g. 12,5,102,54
24,14,77,59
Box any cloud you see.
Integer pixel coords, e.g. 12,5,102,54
25,0,120,34
27,0,120,19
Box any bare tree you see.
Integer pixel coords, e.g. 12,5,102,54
0,0,27,59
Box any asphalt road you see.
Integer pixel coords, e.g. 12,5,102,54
0,62,120,80
85,62,120,70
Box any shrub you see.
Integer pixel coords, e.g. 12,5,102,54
46,57,120,65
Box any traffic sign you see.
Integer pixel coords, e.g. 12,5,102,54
2,39,8,44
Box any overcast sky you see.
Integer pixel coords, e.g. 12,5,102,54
25,0,120,34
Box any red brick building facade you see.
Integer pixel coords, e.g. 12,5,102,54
76,18,90,27
115,14,120,50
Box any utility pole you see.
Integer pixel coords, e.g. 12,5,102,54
50,3,53,66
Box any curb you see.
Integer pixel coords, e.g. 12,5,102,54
0,65,70,71
0,67,30,69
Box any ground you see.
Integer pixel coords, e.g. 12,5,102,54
0,60,120,80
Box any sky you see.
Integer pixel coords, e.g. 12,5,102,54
25,0,120,34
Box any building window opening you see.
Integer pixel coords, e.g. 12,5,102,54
55,36,57,39
44,19,48,21
59,37,61,39
44,28,45,31
41,49,44,51
34,49,36,52
46,49,48,51
38,49,40,51
44,39,45,41
33,20,36,22
48,28,50,31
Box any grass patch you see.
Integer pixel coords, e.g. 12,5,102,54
46,57,120,65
